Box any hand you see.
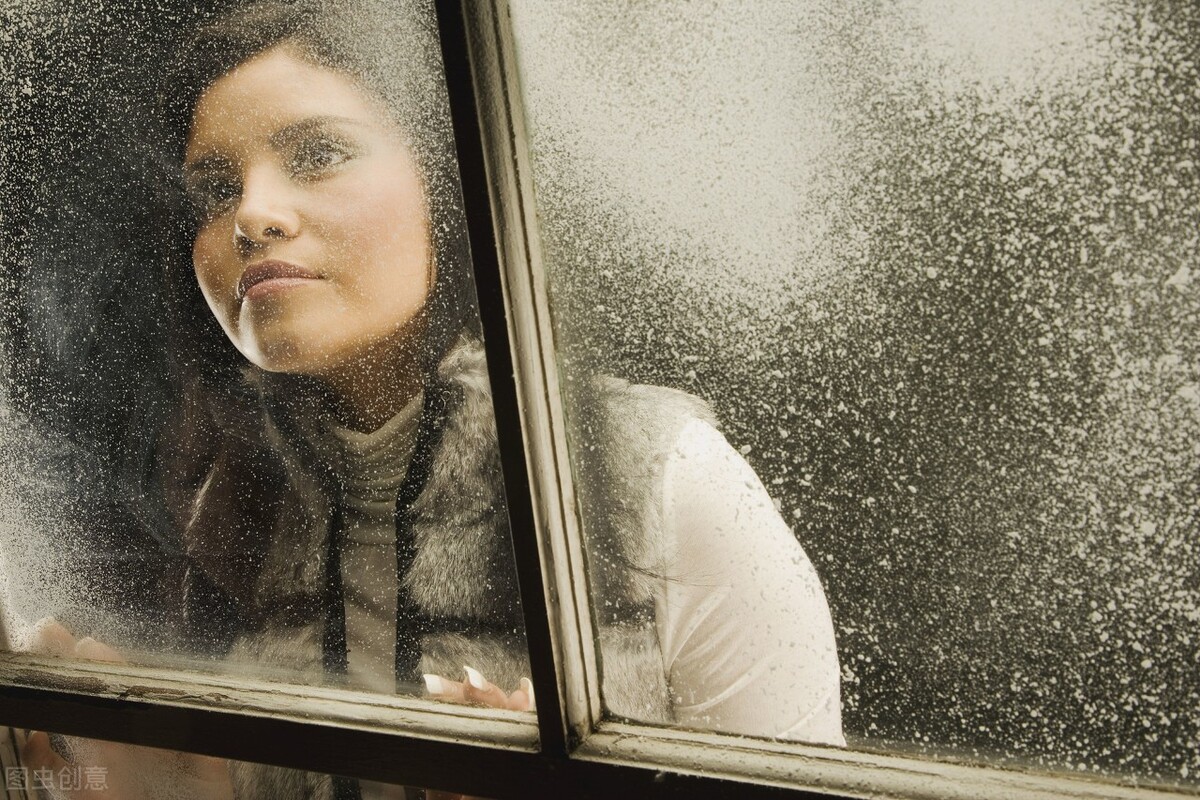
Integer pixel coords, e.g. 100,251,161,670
422,665,536,712
19,618,234,800
420,666,535,800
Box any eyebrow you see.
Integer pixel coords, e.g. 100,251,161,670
183,153,232,179
268,115,366,149
184,115,367,175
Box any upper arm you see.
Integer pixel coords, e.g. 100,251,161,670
657,418,845,745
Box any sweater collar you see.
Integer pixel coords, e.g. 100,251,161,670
183,336,515,627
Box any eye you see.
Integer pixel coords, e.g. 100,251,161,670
185,173,241,224
290,135,355,177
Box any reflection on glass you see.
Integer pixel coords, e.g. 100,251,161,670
1,0,530,796
509,0,1199,785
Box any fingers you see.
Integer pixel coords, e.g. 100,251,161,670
23,619,124,665
74,637,124,663
422,668,535,711
423,673,469,703
462,666,512,709
28,617,76,656
517,677,536,712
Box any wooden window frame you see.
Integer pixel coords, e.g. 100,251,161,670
0,2,1191,798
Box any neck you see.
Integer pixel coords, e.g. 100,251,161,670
316,333,427,433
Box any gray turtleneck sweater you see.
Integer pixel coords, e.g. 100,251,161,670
307,391,424,696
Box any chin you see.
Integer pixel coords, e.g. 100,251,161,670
236,311,340,370
241,334,322,376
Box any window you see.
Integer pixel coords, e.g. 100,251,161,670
1,0,1197,798
504,0,1199,788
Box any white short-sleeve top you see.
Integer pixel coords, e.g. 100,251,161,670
658,418,845,745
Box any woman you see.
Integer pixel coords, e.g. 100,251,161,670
21,1,843,796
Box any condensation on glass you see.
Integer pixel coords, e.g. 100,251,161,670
0,0,529,738
507,0,1199,787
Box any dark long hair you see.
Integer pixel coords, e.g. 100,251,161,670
1,0,477,564
158,0,477,405
140,0,482,546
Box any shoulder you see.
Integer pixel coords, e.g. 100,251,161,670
659,417,815,588
663,415,751,486
567,376,721,608
435,335,716,462
574,375,719,501
579,376,718,453
660,416,782,542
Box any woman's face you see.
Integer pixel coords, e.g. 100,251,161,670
185,45,431,378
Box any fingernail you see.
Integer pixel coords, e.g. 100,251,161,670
75,637,96,654
520,677,537,711
464,665,486,690
423,674,444,695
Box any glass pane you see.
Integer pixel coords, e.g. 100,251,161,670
507,0,1199,787
0,0,531,740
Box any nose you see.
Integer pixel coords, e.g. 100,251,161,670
233,164,300,254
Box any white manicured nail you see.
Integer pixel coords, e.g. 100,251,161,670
464,665,486,690
423,674,444,695
520,677,536,711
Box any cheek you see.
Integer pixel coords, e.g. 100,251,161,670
335,175,431,297
191,229,235,322
352,176,426,241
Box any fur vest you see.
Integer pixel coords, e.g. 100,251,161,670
179,338,717,799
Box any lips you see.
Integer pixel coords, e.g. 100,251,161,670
237,260,320,301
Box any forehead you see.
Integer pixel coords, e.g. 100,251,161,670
185,46,389,159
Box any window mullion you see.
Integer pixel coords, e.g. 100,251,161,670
432,0,581,757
